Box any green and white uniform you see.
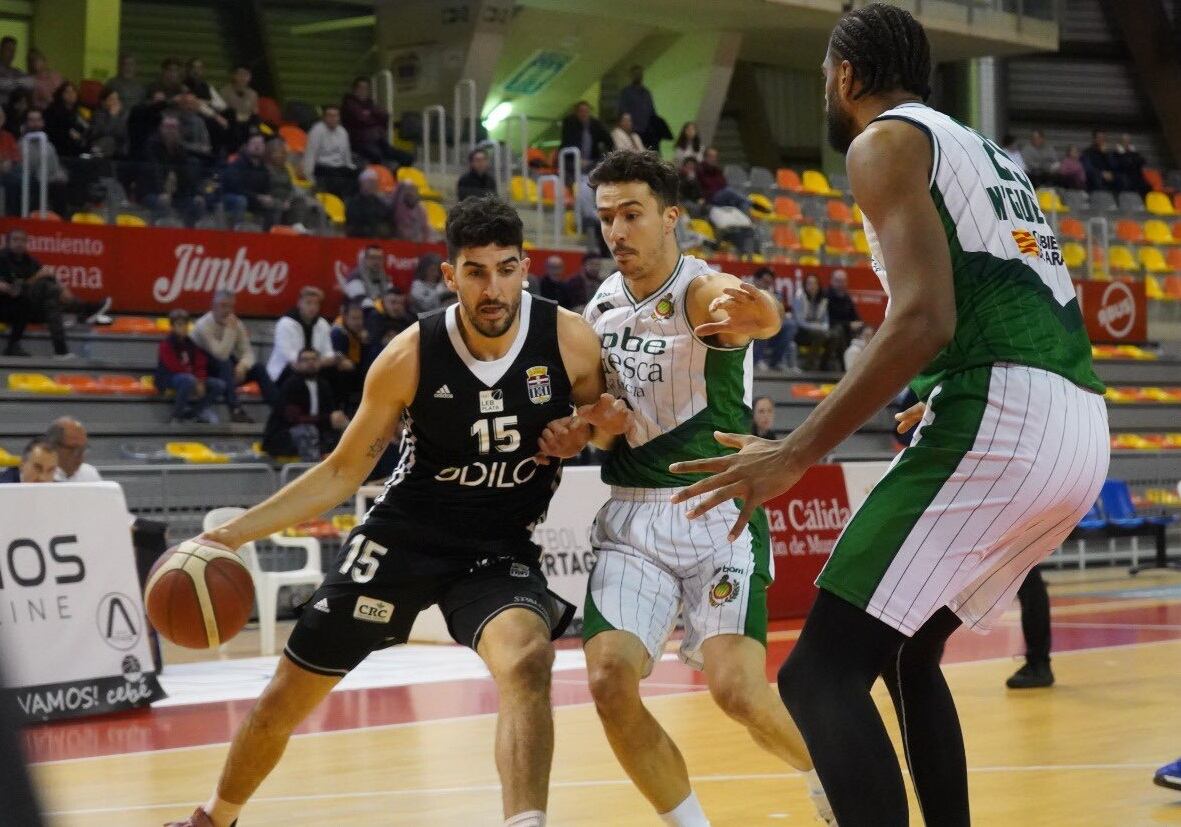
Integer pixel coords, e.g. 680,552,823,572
583,254,771,669
817,103,1110,635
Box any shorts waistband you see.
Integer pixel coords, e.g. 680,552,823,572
609,486,683,503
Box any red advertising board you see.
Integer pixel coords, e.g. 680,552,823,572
763,464,851,620
1075,278,1148,344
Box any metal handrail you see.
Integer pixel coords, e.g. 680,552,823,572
558,147,582,236
372,69,395,145
1085,216,1109,282
487,140,508,197
422,104,447,181
536,173,562,248
503,112,529,191
20,132,48,218
453,78,477,169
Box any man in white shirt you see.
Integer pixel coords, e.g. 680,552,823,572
303,105,356,198
192,290,278,418
265,286,347,384
46,417,101,482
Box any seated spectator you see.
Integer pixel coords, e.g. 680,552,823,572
191,290,278,418
88,88,129,159
1022,130,1059,188
708,202,757,256
1082,130,1118,193
4,86,30,137
561,252,604,313
184,58,227,113
341,75,413,167
222,133,276,226
618,65,658,149
44,82,87,157
457,147,496,201
46,416,101,482
611,112,645,152
575,176,609,256
0,227,73,357
104,53,146,111
343,244,391,307
674,121,703,165
793,273,842,372
27,49,61,111
262,347,349,461
304,104,356,197
1002,134,1026,173
409,251,449,315
0,108,19,173
538,256,567,305
843,325,875,372
559,100,610,179
751,396,781,439
266,286,341,384
171,92,213,161
392,181,431,242
0,35,31,109
825,270,863,369
367,286,414,346
147,57,185,102
678,157,708,217
699,147,763,212
346,167,392,238
138,114,207,225
750,267,798,373
264,138,323,230
0,437,57,484
330,300,371,412
1114,133,1148,196
155,308,225,424
220,66,259,126
1058,145,1086,191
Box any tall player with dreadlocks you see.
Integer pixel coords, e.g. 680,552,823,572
671,5,1108,826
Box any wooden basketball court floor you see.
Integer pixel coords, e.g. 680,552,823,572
26,569,1181,826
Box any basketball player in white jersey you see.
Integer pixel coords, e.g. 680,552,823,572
539,149,833,826
671,6,1108,826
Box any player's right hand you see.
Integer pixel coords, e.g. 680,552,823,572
577,393,633,436
895,402,926,433
534,415,592,465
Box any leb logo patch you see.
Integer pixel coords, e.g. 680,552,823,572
526,366,552,405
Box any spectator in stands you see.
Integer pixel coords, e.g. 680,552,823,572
46,416,100,482
1022,130,1060,188
0,36,30,109
345,167,392,238
3,86,29,138
1114,133,1148,196
1058,145,1086,191
262,346,349,461
1001,134,1026,173
266,286,341,384
264,138,322,230
88,88,129,159
180,61,230,156
171,92,213,161
223,133,276,226
559,100,610,178
367,286,414,345
709,201,757,255
341,75,412,168
44,82,87,158
27,49,61,111
192,290,278,418
560,252,604,314
392,181,431,243
678,157,708,218
611,112,645,152
155,308,225,424
105,54,145,111
457,147,496,201
674,122,703,165
538,256,568,305
184,58,227,113
843,325,875,373
220,66,259,127
1082,130,1118,193
139,114,207,225
751,396,780,439
618,65,657,149
0,227,71,357
0,109,17,173
793,273,840,372
826,270,863,369
575,176,610,256
343,244,391,307
409,252,448,315
750,267,798,373
148,57,185,102
699,146,760,212
0,437,57,484
304,104,356,198
330,300,370,412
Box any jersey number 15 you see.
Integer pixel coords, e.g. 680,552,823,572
471,415,520,455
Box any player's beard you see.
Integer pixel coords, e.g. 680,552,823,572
825,89,857,155
468,294,521,339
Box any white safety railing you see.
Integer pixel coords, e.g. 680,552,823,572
422,104,447,182
20,132,49,218
503,112,529,193
1085,216,1109,282
487,140,508,197
453,78,478,169
372,69,395,145
558,146,582,236
536,173,563,248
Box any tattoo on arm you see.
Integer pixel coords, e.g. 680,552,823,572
365,437,386,458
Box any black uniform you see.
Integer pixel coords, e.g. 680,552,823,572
286,294,576,676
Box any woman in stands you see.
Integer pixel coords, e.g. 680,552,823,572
44,81,87,158
674,121,703,165
27,48,61,111
610,112,645,152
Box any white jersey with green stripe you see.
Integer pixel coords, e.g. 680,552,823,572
865,102,1104,398
585,254,753,488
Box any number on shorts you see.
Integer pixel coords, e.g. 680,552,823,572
338,535,389,584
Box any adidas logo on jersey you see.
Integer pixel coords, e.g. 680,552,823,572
434,385,453,399
312,598,330,613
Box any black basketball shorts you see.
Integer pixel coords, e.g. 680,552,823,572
284,521,575,677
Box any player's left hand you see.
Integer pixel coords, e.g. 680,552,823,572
534,415,591,466
694,282,772,339
669,432,808,541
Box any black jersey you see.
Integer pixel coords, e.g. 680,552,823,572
367,293,573,554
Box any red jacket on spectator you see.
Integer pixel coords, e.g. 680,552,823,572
698,161,727,201
158,334,208,380
341,93,388,151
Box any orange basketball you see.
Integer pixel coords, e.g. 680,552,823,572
144,540,255,649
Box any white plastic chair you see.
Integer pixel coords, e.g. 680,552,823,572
202,507,325,655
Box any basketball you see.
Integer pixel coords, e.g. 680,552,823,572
144,540,255,649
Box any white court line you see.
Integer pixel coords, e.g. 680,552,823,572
41,764,1163,817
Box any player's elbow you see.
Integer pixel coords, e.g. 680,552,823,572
892,304,954,357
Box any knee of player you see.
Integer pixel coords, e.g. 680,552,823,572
709,676,761,724
495,635,555,691
587,657,642,713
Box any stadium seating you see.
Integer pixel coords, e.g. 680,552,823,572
396,166,441,200
425,200,447,233
368,164,397,195
775,168,803,193
278,124,307,154
71,212,105,225
774,196,802,222
799,226,824,253
316,192,346,224
1138,247,1171,273
1038,189,1069,214
1114,219,1144,245
802,170,839,197
1108,245,1139,273
772,224,801,253
1146,191,1176,216
1059,217,1086,241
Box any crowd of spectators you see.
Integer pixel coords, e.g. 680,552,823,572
1009,128,1150,195
0,416,100,484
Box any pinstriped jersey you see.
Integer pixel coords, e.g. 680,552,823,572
865,102,1104,398
585,254,753,488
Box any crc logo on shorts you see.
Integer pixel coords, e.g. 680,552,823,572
479,389,504,414
509,562,530,578
353,596,394,623
708,573,741,608
651,293,675,321
525,366,552,405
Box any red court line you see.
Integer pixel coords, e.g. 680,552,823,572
24,600,1181,765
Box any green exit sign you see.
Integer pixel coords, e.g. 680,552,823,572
503,50,574,96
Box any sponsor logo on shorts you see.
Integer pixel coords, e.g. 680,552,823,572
509,562,530,578
708,573,740,608
353,596,394,623
513,595,544,612
525,366,552,405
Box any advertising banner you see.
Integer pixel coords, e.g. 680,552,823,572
1075,278,1148,344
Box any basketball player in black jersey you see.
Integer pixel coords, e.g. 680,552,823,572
166,196,629,827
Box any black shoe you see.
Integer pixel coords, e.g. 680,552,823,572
230,406,255,424
3,344,30,357
1006,660,1054,689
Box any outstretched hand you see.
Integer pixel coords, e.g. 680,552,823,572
694,282,772,340
534,415,591,466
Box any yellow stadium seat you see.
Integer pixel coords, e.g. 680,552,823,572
689,218,716,242
1139,247,1171,274
798,255,821,266
316,192,346,224
165,442,230,464
799,225,825,253
853,229,870,255
1037,189,1069,214
851,203,863,223
748,193,773,216
1146,274,1167,300
396,166,441,200
7,373,70,394
1146,191,1176,216
0,446,19,467
71,211,104,225
1144,219,1177,245
564,210,578,236
425,200,447,233
1108,245,1139,272
510,175,539,204
1061,242,1087,269
115,213,147,228
802,170,840,197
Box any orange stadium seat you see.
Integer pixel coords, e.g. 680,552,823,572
1143,168,1168,193
1165,276,1181,300
1058,217,1086,241
527,147,555,174
773,224,801,252
278,124,307,155
825,228,855,255
1114,220,1144,245
28,211,62,221
54,374,104,394
98,374,156,396
368,164,396,194
258,96,282,125
776,168,803,192
826,200,855,225
270,225,299,235
774,196,802,221
101,316,159,334
1166,248,1181,271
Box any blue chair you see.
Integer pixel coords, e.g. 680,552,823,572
1099,480,1147,529
1076,501,1106,531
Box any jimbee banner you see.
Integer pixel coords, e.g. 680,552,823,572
0,483,165,723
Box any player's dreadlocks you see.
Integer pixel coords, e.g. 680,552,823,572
829,3,931,101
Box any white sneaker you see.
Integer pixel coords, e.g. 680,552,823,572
84,297,113,325
52,352,77,360
755,360,771,372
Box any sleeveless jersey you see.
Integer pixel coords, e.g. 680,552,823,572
585,254,752,489
866,102,1104,398
367,292,572,547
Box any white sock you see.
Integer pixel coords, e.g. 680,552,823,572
203,795,243,827
804,769,835,821
504,811,545,827
659,791,710,826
